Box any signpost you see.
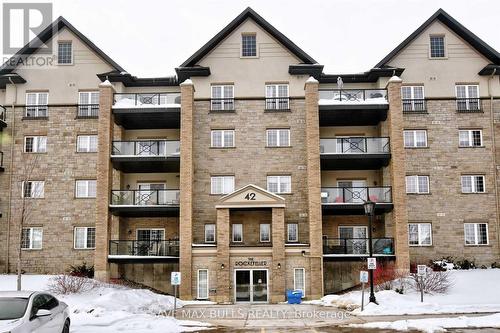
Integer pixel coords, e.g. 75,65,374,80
417,265,426,303
367,257,377,270
171,272,181,317
360,270,369,311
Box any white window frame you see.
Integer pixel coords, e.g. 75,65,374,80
21,181,45,198
461,175,485,193
211,85,234,111
455,85,480,111
77,135,98,153
25,92,48,117
401,86,426,111
204,224,216,243
210,176,235,195
136,228,165,241
267,175,291,194
211,129,235,148
24,136,47,153
232,224,243,243
293,268,306,297
265,84,289,110
459,129,483,147
287,223,298,243
57,41,73,65
403,130,427,148
405,175,429,194
429,35,446,58
197,269,209,300
464,223,489,245
266,129,290,147
21,227,43,249
75,180,97,198
241,33,257,57
78,91,99,117
74,227,96,249
260,223,271,243
408,223,432,246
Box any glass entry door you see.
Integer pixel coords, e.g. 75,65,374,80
235,270,268,303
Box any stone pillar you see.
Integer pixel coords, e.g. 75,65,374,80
94,80,115,281
304,77,324,299
179,79,194,299
271,207,285,303
216,208,230,303
386,76,410,271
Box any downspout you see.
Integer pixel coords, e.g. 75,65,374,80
302,251,324,297
5,76,17,273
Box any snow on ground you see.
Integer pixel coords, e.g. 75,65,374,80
349,313,500,333
0,274,212,333
306,269,500,315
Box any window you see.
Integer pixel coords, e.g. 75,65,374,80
405,175,429,194
197,269,209,299
77,135,98,152
22,181,44,198
25,92,48,117
294,268,305,297
21,227,43,249
241,34,256,57
205,224,216,243
267,175,291,194
401,86,425,111
408,223,432,246
57,41,72,64
211,85,234,111
461,175,485,193
24,136,47,153
232,224,243,242
137,229,165,241
74,227,96,249
459,130,482,147
403,130,427,148
211,176,235,195
265,84,289,110
456,85,480,111
266,129,290,147
211,130,235,148
464,223,488,245
75,180,97,198
260,224,270,243
287,223,298,242
78,92,99,117
429,35,445,58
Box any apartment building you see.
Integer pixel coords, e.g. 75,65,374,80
0,8,499,303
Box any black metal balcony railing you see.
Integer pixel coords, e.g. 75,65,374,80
456,98,481,112
319,89,388,104
109,240,180,257
25,105,48,118
113,93,181,108
110,189,180,206
320,137,390,154
321,187,392,204
77,104,99,118
323,237,394,255
265,97,290,110
402,99,427,112
111,140,180,157
211,98,235,111
0,105,5,121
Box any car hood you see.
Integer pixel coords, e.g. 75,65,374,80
0,318,23,330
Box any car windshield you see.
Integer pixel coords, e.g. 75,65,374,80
0,298,29,320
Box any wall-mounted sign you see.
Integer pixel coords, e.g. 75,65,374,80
234,257,267,267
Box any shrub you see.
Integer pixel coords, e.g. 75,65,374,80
48,275,96,295
492,262,500,269
372,262,409,292
69,262,94,278
410,270,452,294
454,258,476,270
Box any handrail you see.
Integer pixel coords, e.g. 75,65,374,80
109,239,180,257
113,92,181,106
320,137,390,154
110,189,180,206
111,140,180,156
318,89,387,103
321,186,392,204
322,237,395,255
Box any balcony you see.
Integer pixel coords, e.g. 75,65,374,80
111,140,180,173
456,98,482,113
402,99,427,113
318,89,388,126
109,189,180,217
321,187,393,215
323,237,395,258
112,93,181,129
0,105,6,128
320,137,390,170
108,240,179,263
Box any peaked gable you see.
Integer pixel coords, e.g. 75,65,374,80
216,184,285,209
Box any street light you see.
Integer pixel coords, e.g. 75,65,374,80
363,200,378,304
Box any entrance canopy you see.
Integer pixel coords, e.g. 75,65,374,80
215,184,285,209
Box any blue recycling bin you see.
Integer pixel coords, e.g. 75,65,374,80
286,289,303,304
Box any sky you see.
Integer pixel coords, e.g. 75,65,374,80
2,0,500,77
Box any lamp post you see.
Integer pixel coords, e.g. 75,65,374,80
363,200,377,304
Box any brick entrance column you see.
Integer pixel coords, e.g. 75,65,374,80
271,207,285,303
216,208,230,303
179,79,194,299
386,76,410,271
94,80,115,281
305,77,324,299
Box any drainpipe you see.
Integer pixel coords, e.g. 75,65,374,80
5,76,17,273
488,68,500,257
301,251,324,296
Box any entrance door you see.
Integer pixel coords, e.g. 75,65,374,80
235,270,268,303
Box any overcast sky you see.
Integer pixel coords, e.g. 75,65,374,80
6,0,500,77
